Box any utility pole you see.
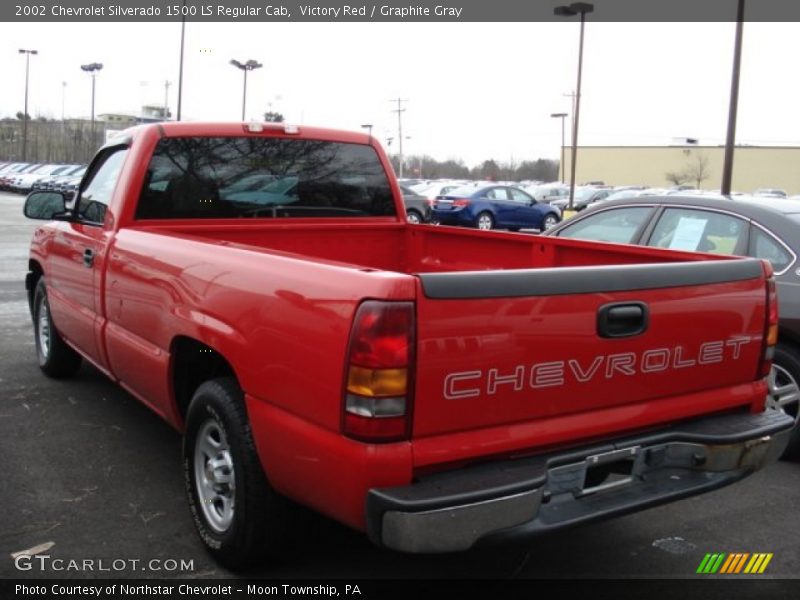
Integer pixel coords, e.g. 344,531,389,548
390,98,407,178
721,0,745,196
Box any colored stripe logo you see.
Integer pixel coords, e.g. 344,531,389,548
696,553,773,574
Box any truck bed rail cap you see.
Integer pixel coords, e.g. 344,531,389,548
418,259,763,299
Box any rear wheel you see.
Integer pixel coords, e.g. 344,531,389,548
476,212,494,230
768,343,800,459
184,377,296,569
406,210,422,224
33,278,81,378
542,213,560,230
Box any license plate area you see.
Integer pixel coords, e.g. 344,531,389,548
583,449,637,495
547,446,641,498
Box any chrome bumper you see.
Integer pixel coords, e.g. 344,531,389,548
366,409,793,554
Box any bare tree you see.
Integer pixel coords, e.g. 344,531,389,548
665,170,690,186
684,153,711,189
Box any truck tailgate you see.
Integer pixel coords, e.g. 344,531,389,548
412,259,767,444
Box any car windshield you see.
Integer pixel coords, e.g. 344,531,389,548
135,137,396,220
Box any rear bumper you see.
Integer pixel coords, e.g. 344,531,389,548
430,208,473,226
366,409,793,553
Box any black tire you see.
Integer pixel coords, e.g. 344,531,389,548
183,377,296,570
406,210,423,224
33,278,82,378
770,343,800,459
476,211,494,230
542,213,560,230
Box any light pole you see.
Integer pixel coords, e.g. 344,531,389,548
230,59,262,121
721,0,745,196
61,81,67,121
360,123,373,138
19,49,37,162
554,2,593,210
550,112,568,183
177,0,186,120
81,62,103,144
164,80,172,120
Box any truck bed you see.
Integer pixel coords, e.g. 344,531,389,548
131,220,717,274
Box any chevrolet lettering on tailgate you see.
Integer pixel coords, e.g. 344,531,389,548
444,336,755,399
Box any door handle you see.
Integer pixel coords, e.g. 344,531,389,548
597,302,648,338
83,248,94,268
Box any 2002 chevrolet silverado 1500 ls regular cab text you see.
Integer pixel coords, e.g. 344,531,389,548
23,122,793,569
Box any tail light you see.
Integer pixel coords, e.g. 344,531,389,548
342,301,415,442
452,199,470,207
759,262,778,379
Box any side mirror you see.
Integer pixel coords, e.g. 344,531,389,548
23,191,70,221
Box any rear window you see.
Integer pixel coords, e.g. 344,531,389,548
135,137,396,220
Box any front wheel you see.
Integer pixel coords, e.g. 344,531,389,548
476,212,494,230
542,213,560,230
768,344,800,459
33,278,82,378
183,377,296,569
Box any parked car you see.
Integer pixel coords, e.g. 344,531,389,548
31,165,86,191
754,188,788,198
413,180,464,201
10,164,72,194
546,194,800,458
430,184,561,231
550,186,613,211
400,185,430,224
523,183,571,204
0,163,36,190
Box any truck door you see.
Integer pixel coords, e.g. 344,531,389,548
46,146,129,372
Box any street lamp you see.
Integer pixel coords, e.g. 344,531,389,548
554,2,594,210
229,59,262,121
360,123,373,137
80,62,103,144
550,112,568,184
19,49,38,162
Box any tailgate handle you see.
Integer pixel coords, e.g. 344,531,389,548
597,302,648,338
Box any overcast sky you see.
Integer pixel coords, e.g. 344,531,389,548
0,21,798,166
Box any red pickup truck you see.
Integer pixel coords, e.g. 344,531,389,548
23,122,793,569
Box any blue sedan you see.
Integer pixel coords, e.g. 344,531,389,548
430,185,561,231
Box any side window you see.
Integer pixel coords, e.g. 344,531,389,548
749,226,794,273
485,188,509,200
76,147,129,225
648,208,746,255
557,207,654,244
510,188,534,203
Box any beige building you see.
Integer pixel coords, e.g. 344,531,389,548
562,146,800,195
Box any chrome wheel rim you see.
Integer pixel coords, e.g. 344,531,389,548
406,213,421,224
37,299,51,361
767,364,800,424
194,419,236,533
477,215,493,230
543,215,558,230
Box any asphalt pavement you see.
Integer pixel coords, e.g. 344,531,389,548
0,191,797,581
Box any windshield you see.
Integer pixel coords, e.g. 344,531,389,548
135,136,396,220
